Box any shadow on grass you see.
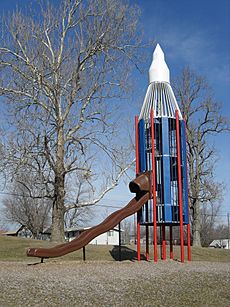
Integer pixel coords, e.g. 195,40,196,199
110,245,146,261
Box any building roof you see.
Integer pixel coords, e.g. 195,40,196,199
1,225,25,236
209,239,229,247
65,226,123,233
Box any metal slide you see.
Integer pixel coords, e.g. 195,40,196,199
27,172,151,259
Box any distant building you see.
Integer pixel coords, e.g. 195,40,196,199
2,226,47,239
209,239,230,249
90,228,121,245
0,230,6,236
1,225,123,245
2,225,30,237
65,226,122,245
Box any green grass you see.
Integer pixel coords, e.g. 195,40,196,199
0,236,52,261
0,235,230,262
187,246,230,262
0,236,122,261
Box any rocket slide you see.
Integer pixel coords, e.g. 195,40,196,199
27,172,151,259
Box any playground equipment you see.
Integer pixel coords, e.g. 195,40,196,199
27,172,151,260
135,44,191,262
27,44,191,262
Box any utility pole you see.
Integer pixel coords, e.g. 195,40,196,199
227,213,229,250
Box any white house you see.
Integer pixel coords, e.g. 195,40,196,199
2,226,32,238
2,225,122,245
209,239,230,249
65,226,122,245
90,228,121,245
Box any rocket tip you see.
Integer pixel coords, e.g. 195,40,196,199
155,43,162,51
149,43,170,84
153,44,164,58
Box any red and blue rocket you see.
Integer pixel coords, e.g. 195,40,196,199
135,44,191,262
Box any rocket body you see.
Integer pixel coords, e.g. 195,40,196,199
137,45,189,226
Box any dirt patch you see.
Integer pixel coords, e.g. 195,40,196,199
0,260,229,306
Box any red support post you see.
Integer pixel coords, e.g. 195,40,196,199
150,109,158,262
145,200,149,261
137,217,141,261
176,110,184,263
183,117,191,261
170,226,173,259
146,225,149,261
135,116,141,262
187,223,191,261
162,225,166,260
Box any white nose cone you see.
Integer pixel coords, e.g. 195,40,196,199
149,44,170,84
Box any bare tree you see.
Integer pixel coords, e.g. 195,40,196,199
213,224,229,240
200,200,222,246
0,0,142,241
64,205,92,229
2,171,51,238
0,217,8,232
173,67,229,246
121,219,131,244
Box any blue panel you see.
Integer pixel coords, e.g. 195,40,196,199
140,205,145,223
180,120,189,225
161,118,172,222
138,119,147,172
149,199,153,223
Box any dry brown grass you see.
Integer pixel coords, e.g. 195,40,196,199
1,236,230,263
0,260,229,306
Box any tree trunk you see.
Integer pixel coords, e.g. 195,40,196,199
51,198,65,242
51,125,66,242
192,200,201,246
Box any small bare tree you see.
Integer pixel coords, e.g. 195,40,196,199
121,219,131,244
64,202,92,228
174,67,229,246
2,171,51,238
200,200,222,246
0,0,142,241
213,224,229,240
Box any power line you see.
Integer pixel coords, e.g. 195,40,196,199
0,190,123,209
228,213,230,249
0,190,228,214
201,213,228,217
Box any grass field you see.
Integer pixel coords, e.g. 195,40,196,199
0,235,230,262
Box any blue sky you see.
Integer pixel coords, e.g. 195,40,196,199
0,0,229,225
134,0,230,219
101,0,230,222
